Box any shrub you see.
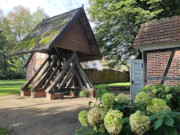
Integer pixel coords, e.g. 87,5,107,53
76,84,180,135
104,109,123,135
135,91,151,104
78,111,88,127
116,93,130,103
88,108,103,126
130,110,150,135
102,93,115,109
79,91,89,98
146,98,171,114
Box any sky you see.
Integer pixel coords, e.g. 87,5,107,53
0,0,89,16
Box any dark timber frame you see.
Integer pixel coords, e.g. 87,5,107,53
143,47,180,85
22,52,94,94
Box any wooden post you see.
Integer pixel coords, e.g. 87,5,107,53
143,51,147,85
161,50,175,84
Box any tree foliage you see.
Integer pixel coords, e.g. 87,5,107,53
0,6,49,79
88,0,180,68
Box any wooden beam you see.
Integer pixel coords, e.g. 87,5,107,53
65,72,74,87
75,60,93,90
75,58,94,89
161,50,175,84
45,52,77,92
59,63,75,87
42,61,61,89
144,47,180,53
55,47,61,57
31,59,56,91
143,51,147,85
24,53,34,67
74,69,84,88
21,55,50,90
148,77,180,80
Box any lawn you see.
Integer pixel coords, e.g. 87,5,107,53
95,82,130,87
105,82,130,86
0,79,129,96
0,127,8,135
0,79,26,96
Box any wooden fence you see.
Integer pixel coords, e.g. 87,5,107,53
84,69,129,83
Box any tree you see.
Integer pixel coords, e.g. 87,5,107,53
88,0,180,68
0,6,49,79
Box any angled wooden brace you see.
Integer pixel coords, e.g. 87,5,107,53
42,61,61,89
74,59,94,90
58,62,75,88
74,57,94,89
74,69,84,88
21,55,50,90
30,58,56,91
45,52,77,93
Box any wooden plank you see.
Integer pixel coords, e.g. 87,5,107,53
45,52,76,92
54,20,92,55
30,59,56,91
74,69,84,88
56,40,91,54
161,50,175,84
21,55,50,90
75,58,94,89
59,63,75,87
75,60,93,90
42,61,61,89
65,73,74,87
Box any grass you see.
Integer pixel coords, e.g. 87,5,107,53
105,82,130,86
0,79,26,96
95,82,130,87
0,127,8,135
0,79,129,96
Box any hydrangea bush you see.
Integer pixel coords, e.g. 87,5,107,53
104,109,123,134
76,84,180,135
79,90,89,98
130,110,150,135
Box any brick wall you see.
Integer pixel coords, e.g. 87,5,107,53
26,52,48,83
147,51,180,86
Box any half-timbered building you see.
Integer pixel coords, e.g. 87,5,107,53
133,16,180,86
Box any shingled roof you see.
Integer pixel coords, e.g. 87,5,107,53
133,16,180,47
10,7,101,60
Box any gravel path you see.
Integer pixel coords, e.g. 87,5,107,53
0,95,96,135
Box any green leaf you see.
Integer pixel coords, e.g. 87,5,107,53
154,119,163,130
163,126,178,135
164,117,174,127
118,118,124,124
149,114,159,120
118,117,129,124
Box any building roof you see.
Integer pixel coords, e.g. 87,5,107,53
133,16,180,47
10,7,101,61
